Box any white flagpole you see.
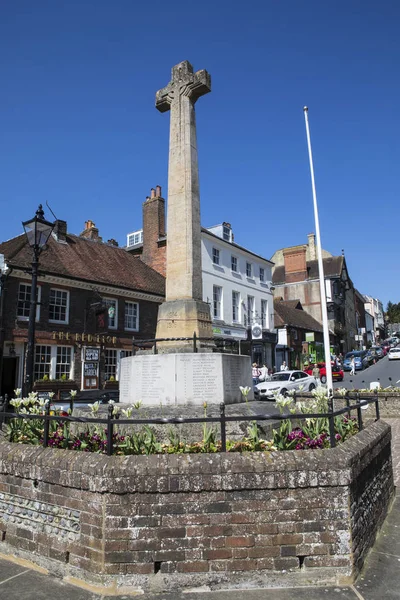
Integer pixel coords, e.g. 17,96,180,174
303,107,333,394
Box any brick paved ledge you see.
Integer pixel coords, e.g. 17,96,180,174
0,421,394,594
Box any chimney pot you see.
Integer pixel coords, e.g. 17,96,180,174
80,220,101,241
150,188,156,199
155,185,162,197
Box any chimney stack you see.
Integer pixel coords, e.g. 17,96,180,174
53,219,67,242
307,233,316,261
142,186,166,276
80,220,102,241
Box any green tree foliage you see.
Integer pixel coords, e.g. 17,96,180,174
386,301,400,323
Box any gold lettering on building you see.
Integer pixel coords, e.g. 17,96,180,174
51,331,118,345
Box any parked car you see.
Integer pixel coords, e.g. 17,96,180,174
388,347,400,361
368,346,383,362
254,370,317,400
365,350,375,366
343,351,369,371
304,362,344,384
380,344,389,356
366,346,382,365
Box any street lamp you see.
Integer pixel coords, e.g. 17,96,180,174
22,205,54,396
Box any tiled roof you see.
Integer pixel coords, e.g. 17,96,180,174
279,299,302,310
0,233,165,297
273,256,344,285
274,299,323,332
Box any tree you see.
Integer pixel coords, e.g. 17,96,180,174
386,301,400,324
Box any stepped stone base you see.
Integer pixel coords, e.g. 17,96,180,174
155,299,214,352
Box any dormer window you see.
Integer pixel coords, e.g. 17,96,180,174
127,230,143,247
223,225,231,242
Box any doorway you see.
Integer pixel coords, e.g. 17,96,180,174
1,357,19,398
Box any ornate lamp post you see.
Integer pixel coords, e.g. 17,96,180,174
22,205,54,396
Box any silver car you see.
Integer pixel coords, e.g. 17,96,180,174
254,370,318,400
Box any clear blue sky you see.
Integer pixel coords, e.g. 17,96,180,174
1,0,399,308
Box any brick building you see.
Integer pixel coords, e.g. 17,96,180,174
271,235,357,354
0,219,165,397
274,298,330,370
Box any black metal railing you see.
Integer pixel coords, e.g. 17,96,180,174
0,393,380,455
131,332,237,355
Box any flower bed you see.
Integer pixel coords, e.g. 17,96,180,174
5,389,361,455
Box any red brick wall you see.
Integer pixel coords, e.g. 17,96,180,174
283,247,307,283
0,421,393,592
142,195,166,277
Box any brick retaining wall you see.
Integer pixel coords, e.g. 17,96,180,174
0,421,394,593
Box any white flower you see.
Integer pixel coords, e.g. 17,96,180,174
108,399,115,405
70,390,77,398
239,386,251,398
14,388,22,398
275,395,293,409
311,387,329,400
10,398,22,409
133,400,142,410
336,387,348,397
122,406,133,418
90,401,100,414
48,391,55,399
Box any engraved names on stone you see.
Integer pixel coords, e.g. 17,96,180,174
119,354,253,406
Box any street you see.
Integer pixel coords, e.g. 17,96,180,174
333,354,400,391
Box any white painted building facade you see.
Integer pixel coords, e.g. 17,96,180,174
364,295,385,342
202,223,276,366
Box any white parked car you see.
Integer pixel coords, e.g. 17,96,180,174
388,347,400,361
254,370,318,400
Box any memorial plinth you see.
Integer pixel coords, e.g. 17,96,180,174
120,353,254,406
155,299,214,352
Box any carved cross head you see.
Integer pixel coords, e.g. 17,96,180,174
156,60,211,113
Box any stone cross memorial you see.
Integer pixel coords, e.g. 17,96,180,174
120,61,253,405
155,60,213,349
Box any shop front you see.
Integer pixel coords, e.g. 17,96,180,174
2,328,133,397
212,325,248,353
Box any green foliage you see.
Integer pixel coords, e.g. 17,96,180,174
6,391,361,456
270,388,358,450
386,301,400,324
